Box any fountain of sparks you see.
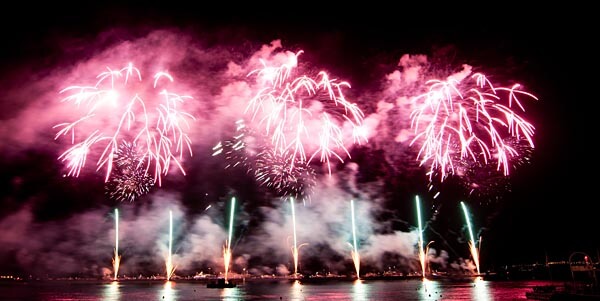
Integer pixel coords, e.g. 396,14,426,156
112,208,120,281
165,210,176,281
416,196,427,278
289,197,307,278
350,200,360,278
223,197,236,283
460,201,480,275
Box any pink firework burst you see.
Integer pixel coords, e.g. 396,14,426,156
245,50,367,176
53,63,195,188
410,67,537,184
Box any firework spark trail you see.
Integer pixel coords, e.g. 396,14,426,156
245,50,366,176
289,197,307,277
53,63,195,189
291,197,299,275
409,69,537,184
350,200,360,278
213,121,317,201
212,120,251,170
460,201,480,274
165,210,176,281
223,197,235,283
112,208,120,281
415,196,426,278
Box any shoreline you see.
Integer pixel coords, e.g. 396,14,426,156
0,273,506,284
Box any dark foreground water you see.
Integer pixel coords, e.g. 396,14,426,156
0,278,559,301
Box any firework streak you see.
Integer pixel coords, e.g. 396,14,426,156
350,199,360,278
112,208,120,281
416,196,426,278
289,197,307,276
166,210,176,280
460,201,480,274
223,197,235,283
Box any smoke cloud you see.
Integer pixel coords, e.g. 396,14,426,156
0,27,523,278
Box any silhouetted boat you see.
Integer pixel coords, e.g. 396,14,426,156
206,278,237,288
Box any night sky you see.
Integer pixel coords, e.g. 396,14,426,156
0,3,595,278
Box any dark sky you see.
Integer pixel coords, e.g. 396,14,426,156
0,3,595,277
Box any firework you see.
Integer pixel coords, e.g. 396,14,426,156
214,120,317,200
415,196,426,278
165,210,176,281
105,141,155,202
289,197,308,277
214,50,366,200
112,208,120,281
212,120,253,170
462,135,533,198
223,197,236,283
350,200,360,278
415,196,436,278
255,148,316,200
245,50,366,177
54,63,195,189
460,201,480,274
409,69,537,187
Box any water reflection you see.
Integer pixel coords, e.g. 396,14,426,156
420,278,441,300
472,276,491,301
220,286,242,300
0,278,545,300
352,279,369,301
102,281,120,301
159,281,176,301
290,279,304,300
